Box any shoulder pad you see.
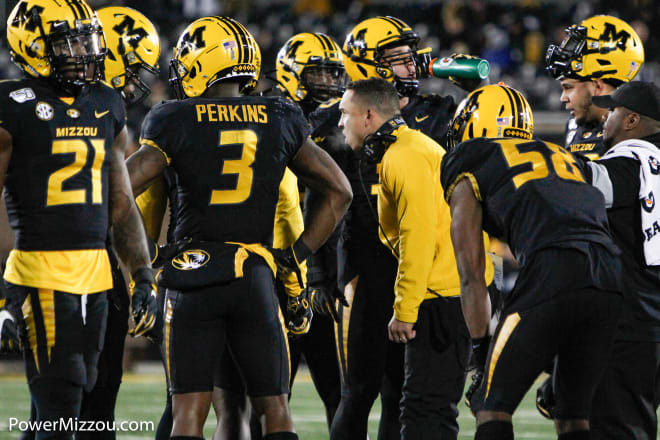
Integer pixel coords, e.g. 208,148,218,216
318,97,341,109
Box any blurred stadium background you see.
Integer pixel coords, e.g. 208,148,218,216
0,0,659,437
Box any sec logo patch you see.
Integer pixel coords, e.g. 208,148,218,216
35,102,54,121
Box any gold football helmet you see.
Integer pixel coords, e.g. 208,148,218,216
169,16,261,99
97,7,160,105
449,84,534,149
276,32,345,105
546,15,644,83
7,0,106,88
343,16,431,97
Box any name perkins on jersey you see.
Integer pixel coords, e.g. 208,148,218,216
195,104,268,123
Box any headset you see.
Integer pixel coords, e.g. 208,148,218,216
360,116,406,164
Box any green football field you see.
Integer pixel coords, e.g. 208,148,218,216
0,370,558,439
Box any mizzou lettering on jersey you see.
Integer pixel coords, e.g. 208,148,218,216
564,117,607,158
195,104,268,123
140,95,309,244
55,126,99,137
441,137,616,267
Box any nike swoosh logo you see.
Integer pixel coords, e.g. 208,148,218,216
415,115,429,122
95,110,110,118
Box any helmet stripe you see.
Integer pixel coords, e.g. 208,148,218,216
388,16,409,29
381,16,403,31
70,0,89,20
216,17,245,65
313,33,330,52
500,86,520,130
65,0,81,20
320,33,340,56
235,20,255,65
511,89,528,131
227,18,250,64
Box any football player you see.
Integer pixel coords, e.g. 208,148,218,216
306,16,487,439
125,16,351,440
545,15,645,158
275,31,346,430
538,13,646,420
79,6,161,439
442,84,623,440
0,0,157,438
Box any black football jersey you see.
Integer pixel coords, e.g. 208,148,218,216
441,137,618,267
308,93,455,251
140,96,309,244
0,78,125,251
564,117,606,159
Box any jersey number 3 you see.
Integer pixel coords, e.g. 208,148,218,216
47,139,105,206
500,139,583,189
210,129,257,205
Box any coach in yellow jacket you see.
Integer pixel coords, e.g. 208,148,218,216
339,77,494,439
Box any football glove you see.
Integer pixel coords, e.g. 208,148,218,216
449,53,486,92
0,308,20,354
128,267,160,342
535,377,555,420
308,285,340,323
465,335,490,413
285,290,313,338
269,238,312,289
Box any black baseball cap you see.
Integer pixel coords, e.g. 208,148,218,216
592,81,660,121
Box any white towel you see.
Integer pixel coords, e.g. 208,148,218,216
602,138,660,266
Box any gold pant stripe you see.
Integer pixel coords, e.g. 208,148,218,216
234,247,249,278
486,312,521,398
22,294,39,372
38,289,56,363
339,276,359,378
165,299,173,387
277,308,291,382
333,317,345,382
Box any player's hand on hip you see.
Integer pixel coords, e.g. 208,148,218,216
388,316,416,343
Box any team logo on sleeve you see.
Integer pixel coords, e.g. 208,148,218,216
642,191,655,213
35,102,54,121
648,156,660,175
9,88,35,103
171,249,210,270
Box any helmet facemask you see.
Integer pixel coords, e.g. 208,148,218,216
46,16,106,89
118,59,158,106
545,25,588,79
377,40,431,97
300,63,346,103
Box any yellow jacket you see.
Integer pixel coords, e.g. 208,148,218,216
378,126,493,323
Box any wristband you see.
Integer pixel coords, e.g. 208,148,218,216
132,267,155,285
292,237,312,263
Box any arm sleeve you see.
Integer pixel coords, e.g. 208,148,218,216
594,157,640,209
273,167,307,297
139,102,180,163
382,148,438,323
109,88,126,136
0,85,19,138
279,99,311,160
136,175,167,242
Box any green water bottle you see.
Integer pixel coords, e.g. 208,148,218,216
427,56,490,80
